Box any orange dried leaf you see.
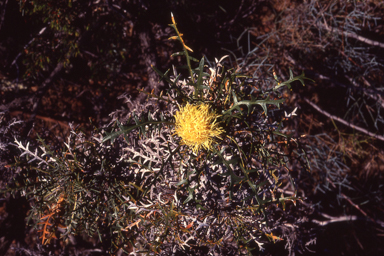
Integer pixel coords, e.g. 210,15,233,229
184,44,193,52
37,221,53,226
40,213,54,220
185,222,194,229
265,232,283,243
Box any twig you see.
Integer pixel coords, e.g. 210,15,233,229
225,0,245,26
340,193,374,221
0,0,9,32
304,98,384,142
23,19,103,136
318,23,384,49
345,75,384,109
284,53,384,97
24,62,64,136
11,27,47,67
313,71,384,96
10,111,71,129
312,214,357,226
325,177,378,225
312,212,384,228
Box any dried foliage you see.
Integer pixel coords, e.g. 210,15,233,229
230,1,384,254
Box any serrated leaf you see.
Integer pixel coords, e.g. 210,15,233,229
273,70,313,91
102,120,166,143
223,97,284,116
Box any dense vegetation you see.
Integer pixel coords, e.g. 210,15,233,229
1,0,384,255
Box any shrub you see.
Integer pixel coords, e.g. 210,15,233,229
4,14,311,255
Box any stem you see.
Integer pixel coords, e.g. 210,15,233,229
171,23,193,81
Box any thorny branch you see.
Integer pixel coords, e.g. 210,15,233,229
304,98,384,142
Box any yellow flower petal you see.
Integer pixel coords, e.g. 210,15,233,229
174,103,224,153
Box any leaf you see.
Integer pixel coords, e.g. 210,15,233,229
183,187,194,204
102,120,167,143
151,65,173,84
195,57,205,92
176,179,188,186
222,97,284,116
265,232,283,243
273,69,313,91
171,51,185,57
213,148,245,199
188,56,200,62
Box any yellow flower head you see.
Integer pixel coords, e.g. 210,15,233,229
174,103,224,153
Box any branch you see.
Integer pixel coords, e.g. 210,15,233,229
304,98,384,142
284,53,384,97
23,62,64,136
345,75,384,109
312,214,358,226
10,111,71,129
312,212,384,228
11,27,47,67
326,177,374,223
0,0,9,32
318,23,384,49
23,19,103,136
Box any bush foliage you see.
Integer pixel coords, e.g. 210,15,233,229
1,0,384,255
4,14,312,255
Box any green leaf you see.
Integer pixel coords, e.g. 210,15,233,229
102,120,167,143
222,97,284,116
188,56,200,62
151,65,173,84
196,204,207,210
176,179,188,186
183,187,194,204
273,69,313,91
171,51,185,57
195,57,205,94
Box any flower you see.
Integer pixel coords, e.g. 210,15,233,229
174,103,224,153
